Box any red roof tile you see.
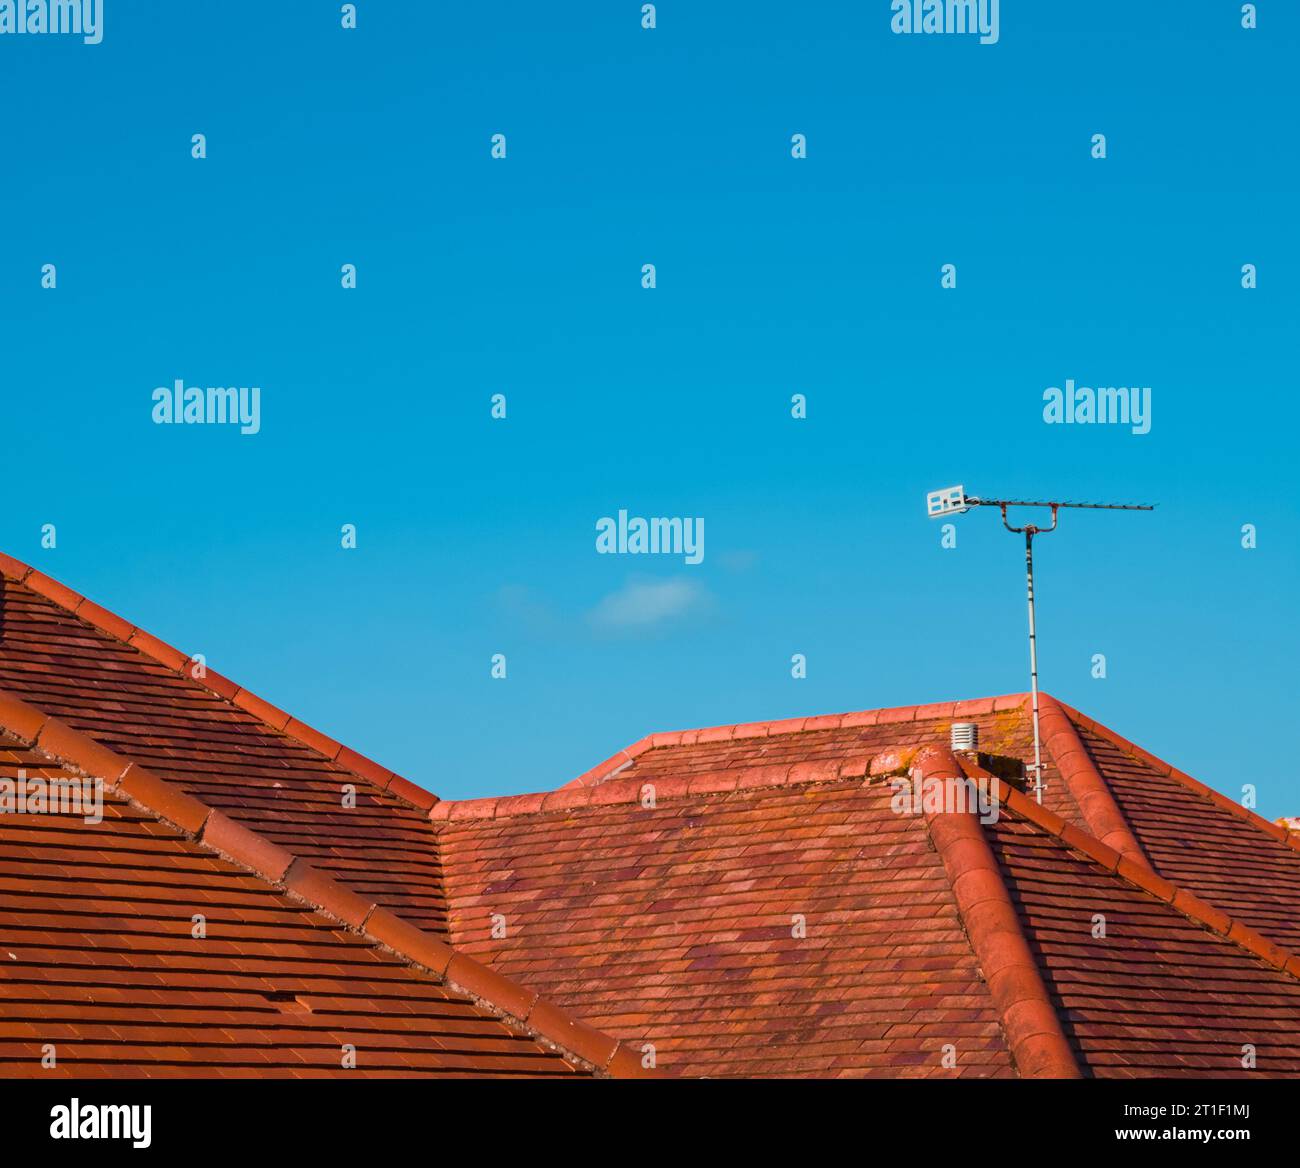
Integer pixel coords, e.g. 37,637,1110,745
986,812,1300,1075
1057,703,1300,956
3,552,1298,1078
0,572,448,932
0,739,601,1077
434,705,1300,1077
0,559,656,1080
437,772,1011,1078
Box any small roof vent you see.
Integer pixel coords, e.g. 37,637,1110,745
950,722,979,752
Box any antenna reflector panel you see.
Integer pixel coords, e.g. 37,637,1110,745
926,485,968,519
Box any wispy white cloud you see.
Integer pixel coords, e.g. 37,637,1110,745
588,578,708,631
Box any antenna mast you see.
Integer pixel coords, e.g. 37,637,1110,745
926,486,1155,803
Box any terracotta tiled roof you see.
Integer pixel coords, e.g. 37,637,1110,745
987,814,1300,1076
1059,705,1300,956
0,565,447,931
433,706,1300,1078
0,555,653,1079
0,737,583,1077
437,771,1012,1078
2,552,1298,1078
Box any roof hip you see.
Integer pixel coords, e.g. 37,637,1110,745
1036,694,1151,868
912,745,1081,1079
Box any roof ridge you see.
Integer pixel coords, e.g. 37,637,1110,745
0,686,659,1079
433,745,939,823
992,755,1300,981
0,550,438,815
1053,696,1300,856
911,745,1080,1078
559,693,1030,790
1036,694,1151,869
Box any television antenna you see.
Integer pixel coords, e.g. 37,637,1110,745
926,485,1155,803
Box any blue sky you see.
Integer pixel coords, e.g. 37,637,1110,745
2,2,1296,815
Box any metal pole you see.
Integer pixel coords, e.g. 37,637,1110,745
1025,528,1044,803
